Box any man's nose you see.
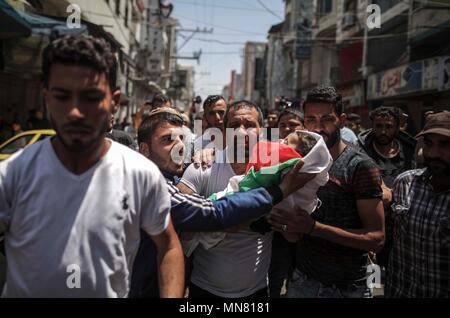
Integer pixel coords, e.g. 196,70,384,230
68,102,84,120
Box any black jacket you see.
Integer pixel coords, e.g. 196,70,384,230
106,129,137,150
357,129,417,187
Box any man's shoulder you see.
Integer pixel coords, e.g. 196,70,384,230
0,138,48,171
110,141,160,176
111,129,133,140
341,144,378,168
395,168,426,185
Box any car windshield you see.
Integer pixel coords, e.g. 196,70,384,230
0,135,34,154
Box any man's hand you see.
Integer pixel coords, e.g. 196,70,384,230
193,148,215,169
267,208,315,235
278,160,317,198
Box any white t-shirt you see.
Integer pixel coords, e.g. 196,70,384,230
180,149,272,298
0,138,170,297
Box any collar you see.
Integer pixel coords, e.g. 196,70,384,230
162,171,181,185
373,139,401,159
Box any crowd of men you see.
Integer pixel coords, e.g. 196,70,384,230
0,35,448,298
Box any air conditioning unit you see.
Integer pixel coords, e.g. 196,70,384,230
342,13,356,29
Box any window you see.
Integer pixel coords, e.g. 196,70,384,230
37,134,53,142
318,0,332,16
115,0,121,16
344,0,356,12
372,0,402,12
124,0,129,27
0,135,33,154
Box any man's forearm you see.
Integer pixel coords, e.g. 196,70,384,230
310,222,385,253
157,241,185,298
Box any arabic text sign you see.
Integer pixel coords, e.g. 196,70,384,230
368,61,422,99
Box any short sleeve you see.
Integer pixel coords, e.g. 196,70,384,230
179,163,208,194
140,169,171,236
351,159,383,200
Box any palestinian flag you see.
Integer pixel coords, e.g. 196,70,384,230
239,140,303,192
208,141,302,200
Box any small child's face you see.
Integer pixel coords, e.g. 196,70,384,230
281,131,317,156
282,131,303,151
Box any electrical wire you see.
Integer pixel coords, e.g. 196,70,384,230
256,0,284,20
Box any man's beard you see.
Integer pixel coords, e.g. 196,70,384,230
375,134,395,146
424,157,450,177
321,128,340,149
50,116,108,153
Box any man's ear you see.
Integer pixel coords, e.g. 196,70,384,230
139,142,150,158
339,113,347,129
111,89,121,114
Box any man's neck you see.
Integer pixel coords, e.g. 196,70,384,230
374,140,398,158
52,137,110,175
329,140,347,160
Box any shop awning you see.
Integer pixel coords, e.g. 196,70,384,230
18,11,87,37
0,0,87,39
0,0,31,39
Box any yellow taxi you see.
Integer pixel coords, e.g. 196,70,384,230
0,129,56,161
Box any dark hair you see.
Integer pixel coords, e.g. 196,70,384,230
267,109,279,116
42,35,117,90
369,106,400,127
151,94,171,108
277,107,304,125
203,95,226,110
223,100,264,128
138,112,184,144
347,113,361,125
303,86,343,115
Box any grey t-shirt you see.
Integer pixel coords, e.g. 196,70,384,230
0,139,170,297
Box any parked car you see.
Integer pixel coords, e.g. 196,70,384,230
0,129,56,161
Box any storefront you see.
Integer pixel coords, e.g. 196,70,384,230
367,56,450,135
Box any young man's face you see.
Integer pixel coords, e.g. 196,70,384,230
204,99,227,130
350,122,361,134
423,133,450,177
44,64,120,153
372,116,398,146
267,113,278,128
304,102,343,149
146,122,185,176
278,113,303,139
225,107,261,162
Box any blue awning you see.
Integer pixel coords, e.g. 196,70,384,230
18,10,87,37
0,0,87,39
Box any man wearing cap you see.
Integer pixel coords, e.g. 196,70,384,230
385,112,450,297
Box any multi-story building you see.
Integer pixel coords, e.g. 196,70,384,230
0,0,145,124
242,42,267,108
366,0,450,133
266,22,290,109
168,64,194,112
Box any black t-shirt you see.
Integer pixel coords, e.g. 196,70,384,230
295,145,382,287
367,142,411,188
106,129,137,150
